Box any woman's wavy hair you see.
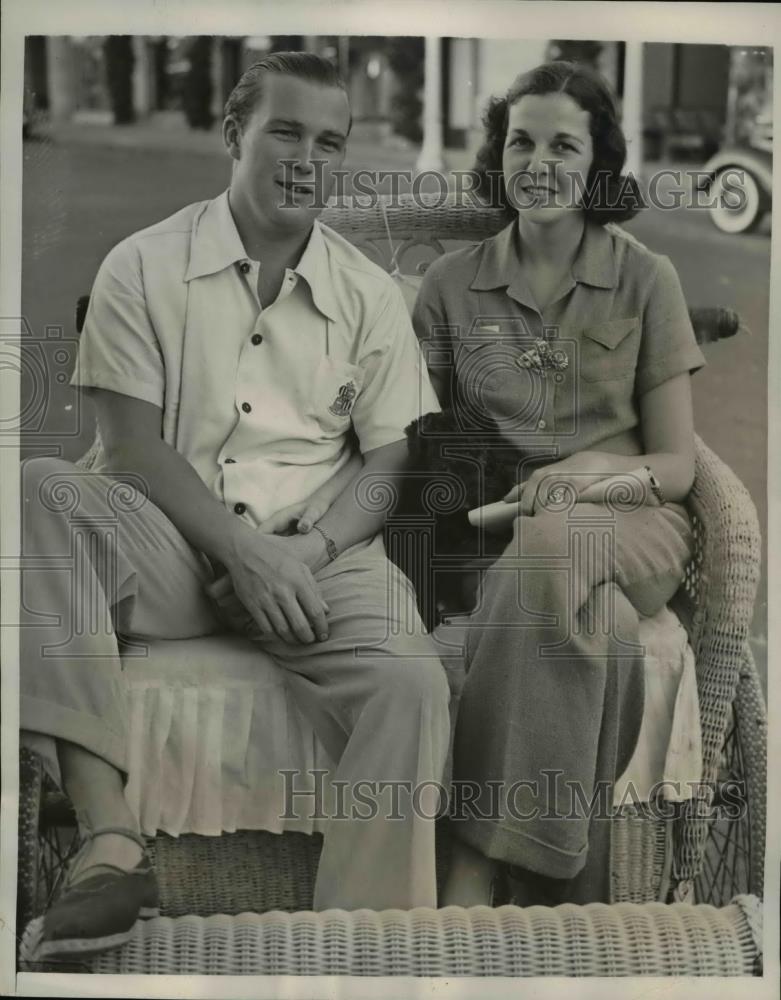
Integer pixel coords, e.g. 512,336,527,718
472,60,645,224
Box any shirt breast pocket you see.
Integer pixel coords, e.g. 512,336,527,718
309,357,364,434
579,318,639,382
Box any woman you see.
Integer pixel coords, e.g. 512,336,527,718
411,61,706,906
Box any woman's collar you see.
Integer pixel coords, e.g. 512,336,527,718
470,217,618,292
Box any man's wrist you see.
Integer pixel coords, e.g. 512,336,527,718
214,515,256,569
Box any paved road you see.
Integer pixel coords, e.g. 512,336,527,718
20,139,769,674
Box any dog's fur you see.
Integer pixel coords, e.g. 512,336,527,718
403,409,517,518
387,409,520,627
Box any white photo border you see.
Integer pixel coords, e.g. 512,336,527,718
1,2,779,998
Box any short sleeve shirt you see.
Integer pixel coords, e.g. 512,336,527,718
71,190,440,526
412,219,705,471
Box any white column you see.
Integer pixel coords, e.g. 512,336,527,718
211,38,224,121
338,36,350,80
448,38,473,131
46,37,77,122
415,36,445,174
622,42,644,178
132,37,153,117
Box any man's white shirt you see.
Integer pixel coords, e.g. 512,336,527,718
71,190,440,525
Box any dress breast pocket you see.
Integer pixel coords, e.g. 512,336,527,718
309,357,364,434
578,318,640,382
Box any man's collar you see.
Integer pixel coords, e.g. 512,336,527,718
292,221,339,321
185,190,339,321
185,190,248,282
471,218,618,299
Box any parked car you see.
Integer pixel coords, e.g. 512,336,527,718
696,112,773,234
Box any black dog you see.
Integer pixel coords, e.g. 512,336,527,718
387,409,520,629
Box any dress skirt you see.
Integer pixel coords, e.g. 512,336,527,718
450,499,694,902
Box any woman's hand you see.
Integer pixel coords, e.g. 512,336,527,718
500,369,698,517
256,495,331,536
503,452,612,516
576,467,660,507
256,450,364,535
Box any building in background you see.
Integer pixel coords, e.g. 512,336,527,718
438,39,771,163
24,36,773,172
23,35,402,126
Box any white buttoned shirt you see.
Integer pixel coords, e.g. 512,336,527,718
71,190,440,525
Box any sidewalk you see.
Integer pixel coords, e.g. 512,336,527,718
33,112,701,190
34,111,422,172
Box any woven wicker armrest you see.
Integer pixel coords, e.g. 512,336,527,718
25,899,758,976
670,435,763,892
683,436,761,782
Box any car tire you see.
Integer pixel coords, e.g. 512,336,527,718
708,168,765,234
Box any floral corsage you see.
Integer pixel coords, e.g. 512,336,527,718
516,340,569,377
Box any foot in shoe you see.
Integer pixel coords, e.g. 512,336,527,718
68,832,144,885
32,827,159,962
506,864,575,906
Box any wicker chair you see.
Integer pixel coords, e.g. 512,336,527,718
17,195,765,976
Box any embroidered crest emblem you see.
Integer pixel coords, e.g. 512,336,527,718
328,380,357,416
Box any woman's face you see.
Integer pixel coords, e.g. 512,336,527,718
502,92,594,224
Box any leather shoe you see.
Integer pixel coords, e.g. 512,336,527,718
28,826,159,962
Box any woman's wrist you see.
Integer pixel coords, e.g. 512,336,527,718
643,465,666,505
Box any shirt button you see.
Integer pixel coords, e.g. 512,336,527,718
537,419,547,430
251,333,263,345
239,261,250,274
234,502,247,515
224,457,236,464
241,402,252,413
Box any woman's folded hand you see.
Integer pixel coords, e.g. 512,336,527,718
503,452,612,516
502,460,660,516
576,467,660,507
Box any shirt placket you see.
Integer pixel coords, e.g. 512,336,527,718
513,302,557,437
222,259,304,523
534,280,578,440
534,322,561,435
222,259,266,520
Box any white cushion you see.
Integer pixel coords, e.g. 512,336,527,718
106,605,702,837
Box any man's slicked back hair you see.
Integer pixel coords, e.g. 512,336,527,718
224,51,351,132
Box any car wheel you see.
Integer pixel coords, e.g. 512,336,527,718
708,168,765,234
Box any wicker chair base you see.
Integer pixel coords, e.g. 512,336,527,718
144,821,453,917
19,899,761,977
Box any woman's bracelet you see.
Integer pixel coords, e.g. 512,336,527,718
311,522,339,562
643,465,666,505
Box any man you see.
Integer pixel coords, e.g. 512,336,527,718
20,52,450,961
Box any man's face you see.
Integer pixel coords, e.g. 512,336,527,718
227,73,350,232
